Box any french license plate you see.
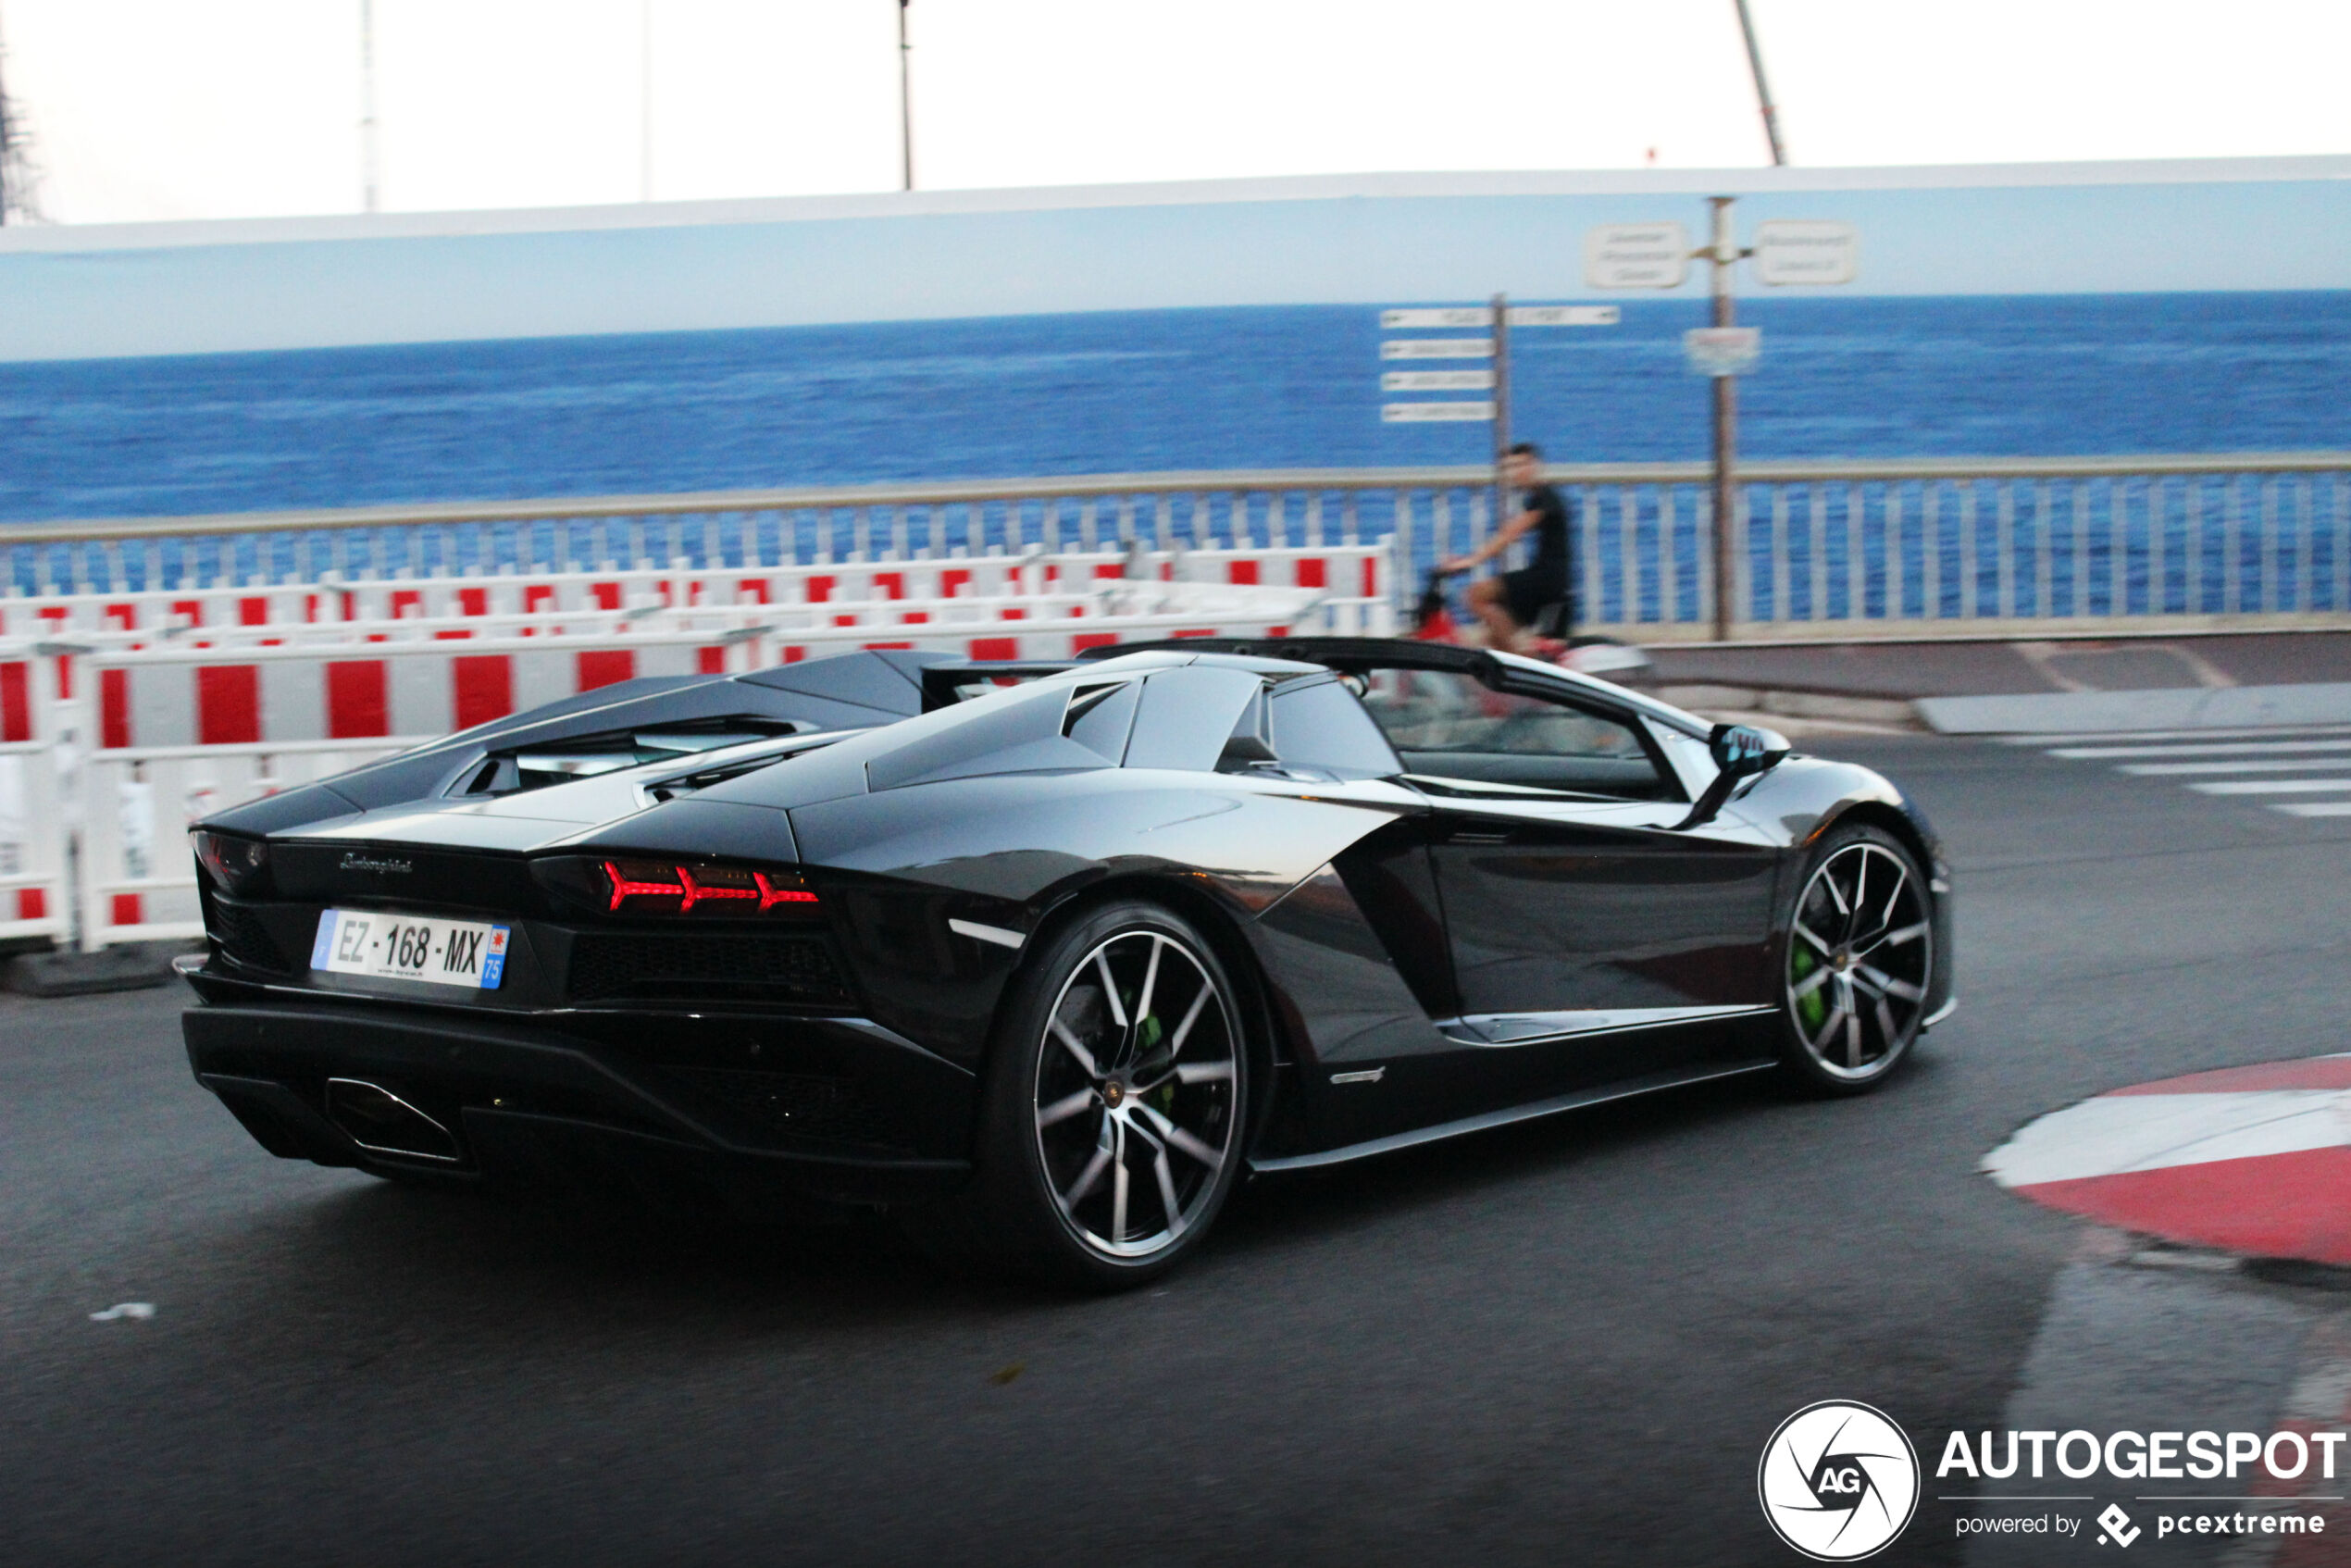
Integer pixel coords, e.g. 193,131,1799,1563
311,909,510,989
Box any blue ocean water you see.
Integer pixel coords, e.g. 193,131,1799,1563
0,292,2345,525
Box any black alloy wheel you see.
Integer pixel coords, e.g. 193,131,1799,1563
1777,824,1933,1094
951,899,1250,1290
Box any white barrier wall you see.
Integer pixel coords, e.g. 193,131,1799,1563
81,739,421,949
0,648,68,945
53,575,1372,949
87,579,1338,751
0,544,1389,641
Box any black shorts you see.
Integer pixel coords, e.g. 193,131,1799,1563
1500,566,1571,629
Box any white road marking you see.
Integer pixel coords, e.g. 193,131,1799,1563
1983,1089,2351,1188
2000,724,2351,747
2191,778,2351,794
2050,739,2351,760
2022,726,2351,826
2122,758,2351,775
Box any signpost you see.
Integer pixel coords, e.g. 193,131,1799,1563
1510,305,1620,327
1585,224,1690,291
1753,220,1859,286
1381,305,1621,330
1683,326,1761,377
1379,338,1495,360
1378,297,1621,546
1582,203,1859,638
1375,300,1617,434
1380,402,1499,423
1381,307,1493,330
1382,369,1495,392
1702,198,1742,641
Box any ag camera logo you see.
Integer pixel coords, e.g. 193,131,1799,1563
1759,1400,1922,1561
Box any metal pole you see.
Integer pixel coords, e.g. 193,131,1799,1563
639,0,653,201
898,0,914,192
1710,196,1739,641
359,0,379,213
1491,292,1511,553
1731,0,1787,166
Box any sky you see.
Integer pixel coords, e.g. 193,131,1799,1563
1,1,2348,223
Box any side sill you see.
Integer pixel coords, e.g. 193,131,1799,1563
1436,1003,1776,1049
1248,1058,1777,1174
1922,995,1958,1031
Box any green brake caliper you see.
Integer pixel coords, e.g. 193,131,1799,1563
1791,942,1827,1031
1135,1011,1178,1111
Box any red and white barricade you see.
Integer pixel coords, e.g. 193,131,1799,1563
0,543,1392,642
66,581,1332,947
91,630,760,752
79,738,424,951
87,581,1330,751
0,642,69,944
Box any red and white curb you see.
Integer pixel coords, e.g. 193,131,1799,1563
1985,1055,2351,1266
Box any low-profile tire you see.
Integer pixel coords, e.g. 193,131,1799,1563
1774,823,1934,1096
931,898,1251,1291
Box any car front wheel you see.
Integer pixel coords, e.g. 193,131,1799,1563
1776,825,1934,1094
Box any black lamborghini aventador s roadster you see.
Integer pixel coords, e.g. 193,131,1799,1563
181,637,1953,1288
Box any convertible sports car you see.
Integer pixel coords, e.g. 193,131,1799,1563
182,637,1953,1288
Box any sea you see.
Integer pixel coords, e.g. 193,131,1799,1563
0,292,2346,527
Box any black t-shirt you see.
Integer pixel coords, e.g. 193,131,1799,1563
1522,484,1572,579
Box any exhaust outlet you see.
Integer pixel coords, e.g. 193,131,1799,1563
324,1078,462,1164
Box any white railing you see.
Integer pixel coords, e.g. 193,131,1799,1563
10,454,2345,641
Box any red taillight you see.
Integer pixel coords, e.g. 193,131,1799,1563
603,860,816,915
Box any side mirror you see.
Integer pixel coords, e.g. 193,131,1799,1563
1708,722,1790,781
1674,722,1792,829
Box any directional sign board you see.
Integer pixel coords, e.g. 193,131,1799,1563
1376,302,1615,423
1381,307,1493,330
1380,338,1493,360
1509,305,1620,327
1382,369,1495,392
1585,223,1690,290
1384,305,1623,330
1382,402,1495,423
1684,326,1761,377
1753,220,1859,285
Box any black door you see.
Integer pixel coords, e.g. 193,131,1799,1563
1356,664,1780,1090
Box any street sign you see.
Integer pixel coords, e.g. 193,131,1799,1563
1382,402,1496,423
1380,338,1493,360
1381,306,1493,330
1382,369,1495,392
1684,327,1761,377
1753,220,1859,285
1507,305,1620,327
1585,223,1690,289
1383,305,1621,329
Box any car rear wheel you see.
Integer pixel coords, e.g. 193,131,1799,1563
946,899,1250,1290
1775,825,1933,1095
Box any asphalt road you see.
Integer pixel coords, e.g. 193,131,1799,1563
7,731,2351,1568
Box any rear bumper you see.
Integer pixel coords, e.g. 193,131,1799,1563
182,987,976,1212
